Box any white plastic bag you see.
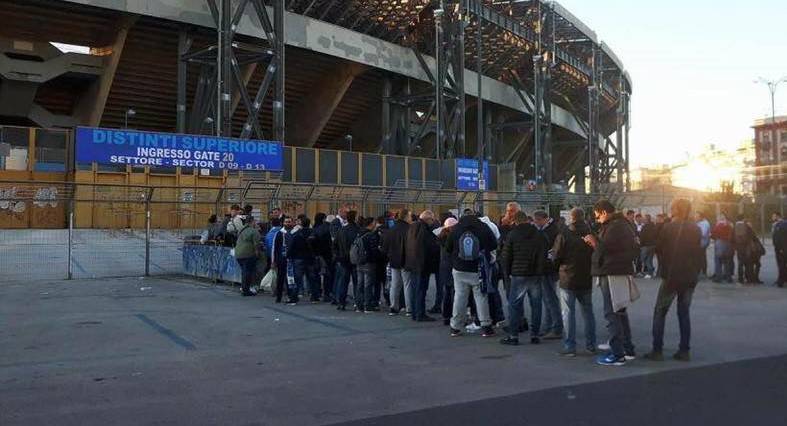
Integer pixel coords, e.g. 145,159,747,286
261,268,277,293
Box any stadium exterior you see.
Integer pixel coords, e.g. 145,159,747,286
0,0,632,228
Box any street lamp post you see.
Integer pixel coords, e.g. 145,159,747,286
755,77,787,158
124,108,136,129
345,134,353,152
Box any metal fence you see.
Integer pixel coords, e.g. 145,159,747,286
4,178,783,282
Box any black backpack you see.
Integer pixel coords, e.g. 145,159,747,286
457,231,481,261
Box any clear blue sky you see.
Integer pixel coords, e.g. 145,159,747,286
558,0,787,167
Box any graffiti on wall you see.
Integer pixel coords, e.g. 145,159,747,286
33,187,58,208
0,187,26,213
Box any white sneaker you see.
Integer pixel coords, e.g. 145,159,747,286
465,323,482,333
598,342,611,351
644,275,652,279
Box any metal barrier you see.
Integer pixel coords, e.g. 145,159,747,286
7,178,779,282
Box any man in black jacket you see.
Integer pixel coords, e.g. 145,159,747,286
355,217,383,313
381,209,413,315
405,210,441,322
552,208,596,356
772,213,787,287
445,213,498,338
585,200,639,366
287,215,319,303
333,210,360,311
733,215,756,284
644,199,702,362
311,213,334,302
638,214,658,278
500,211,547,345
533,210,563,340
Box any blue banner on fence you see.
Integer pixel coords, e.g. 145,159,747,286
75,127,284,171
456,158,490,191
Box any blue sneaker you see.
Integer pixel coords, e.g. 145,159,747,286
596,353,626,366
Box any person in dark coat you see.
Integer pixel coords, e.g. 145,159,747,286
405,210,441,322
732,215,756,284
772,213,787,287
311,213,334,302
381,209,413,315
533,210,563,340
499,211,548,345
638,215,658,278
552,208,596,356
333,210,360,310
355,216,383,312
288,215,319,302
644,199,703,362
585,200,639,366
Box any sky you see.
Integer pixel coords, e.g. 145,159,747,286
558,0,787,168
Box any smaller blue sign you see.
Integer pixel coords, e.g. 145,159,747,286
456,158,490,191
75,127,284,171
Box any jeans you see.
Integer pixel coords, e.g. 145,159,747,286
451,270,491,329
357,267,376,311
237,256,257,294
640,246,656,275
507,276,541,339
389,268,412,312
651,282,694,352
599,276,635,358
334,262,357,307
713,240,733,281
291,259,319,301
540,273,563,334
409,272,430,320
560,288,596,352
274,261,288,302
440,261,454,320
432,270,443,311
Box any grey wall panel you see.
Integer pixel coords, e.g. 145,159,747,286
295,148,315,183
362,154,382,186
319,150,338,184
441,160,456,190
341,152,359,185
488,164,498,191
386,156,405,187
407,158,423,187
425,159,440,185
283,147,292,182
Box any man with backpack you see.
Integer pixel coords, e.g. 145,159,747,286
445,212,498,337
552,208,596,356
311,213,334,302
350,217,383,313
334,210,360,311
584,200,639,366
499,211,548,345
405,210,441,322
381,209,413,316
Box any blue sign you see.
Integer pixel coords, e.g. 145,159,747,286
75,127,284,171
456,158,490,191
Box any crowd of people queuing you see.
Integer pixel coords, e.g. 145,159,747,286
203,197,787,366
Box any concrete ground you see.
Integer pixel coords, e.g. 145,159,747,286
2,272,787,425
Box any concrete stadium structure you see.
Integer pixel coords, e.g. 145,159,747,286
0,0,631,193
